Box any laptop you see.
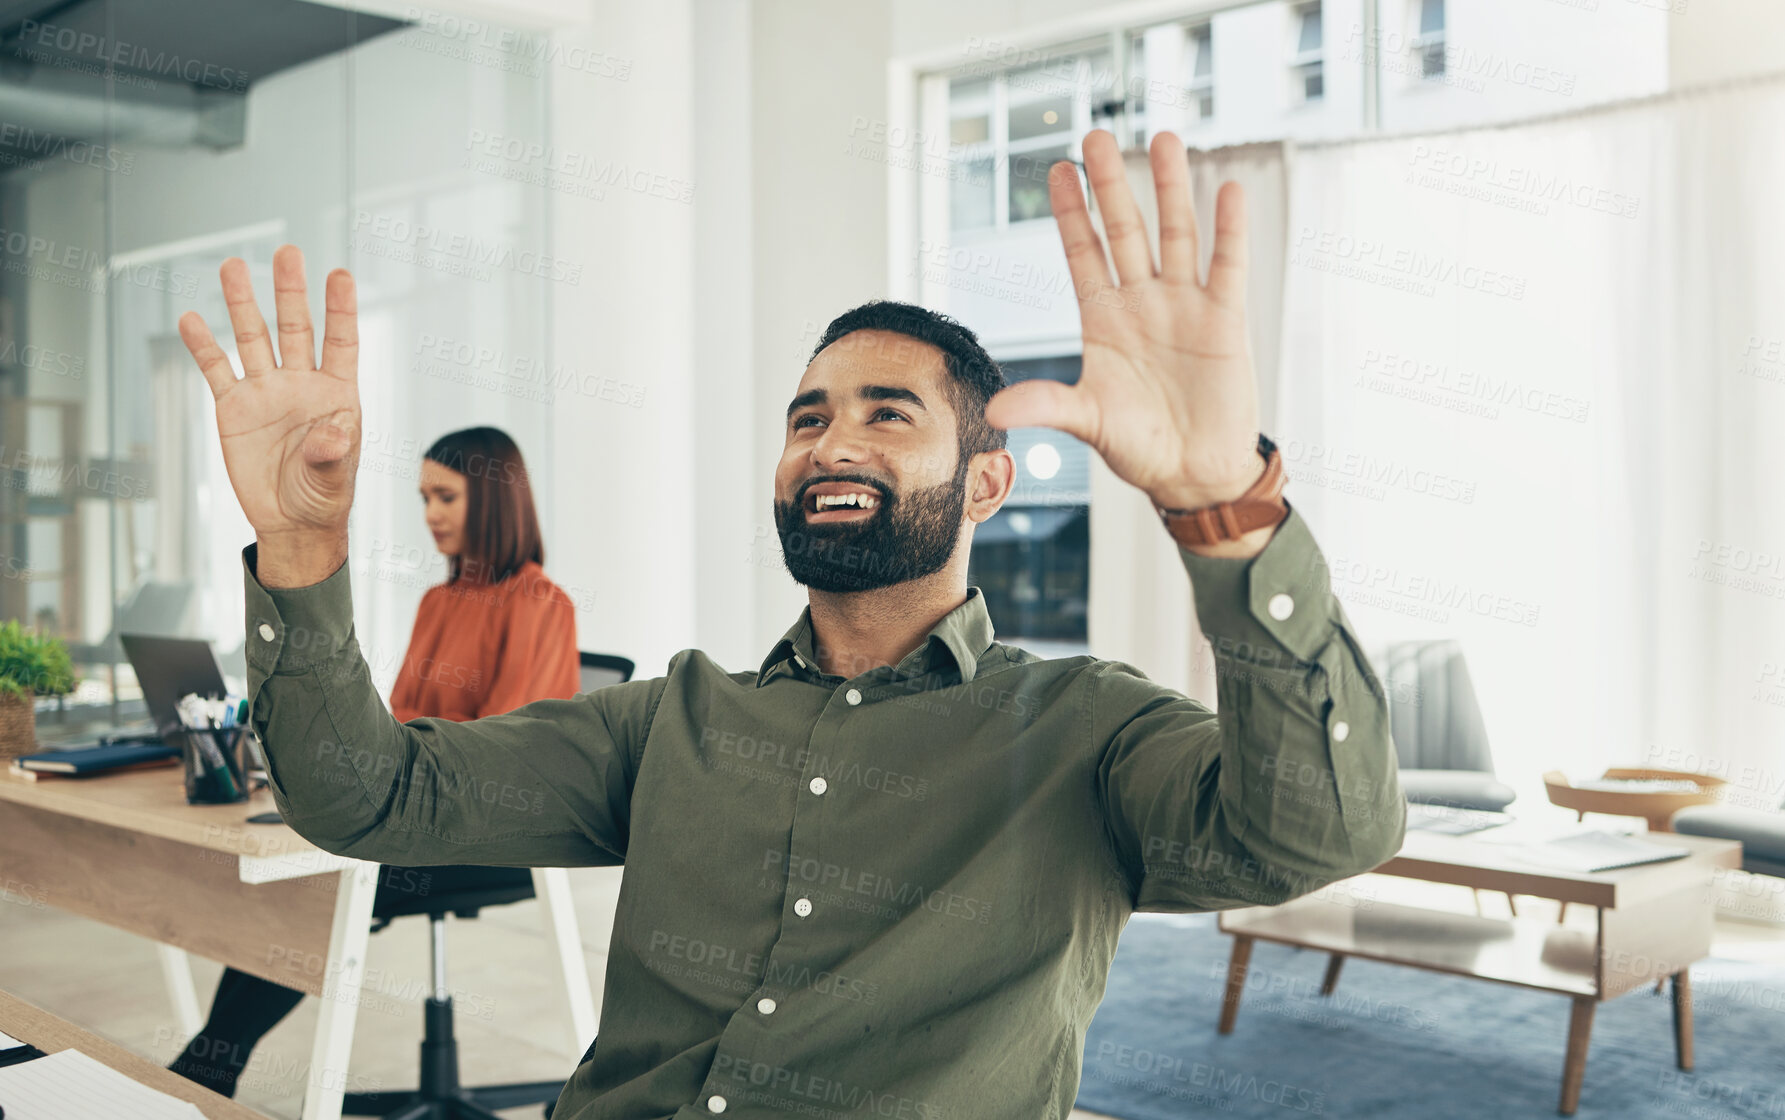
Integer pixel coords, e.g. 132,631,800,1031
118,633,230,745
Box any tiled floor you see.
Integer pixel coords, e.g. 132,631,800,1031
0,865,1116,1119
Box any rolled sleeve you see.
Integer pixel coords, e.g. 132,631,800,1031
1097,506,1406,912
239,544,652,868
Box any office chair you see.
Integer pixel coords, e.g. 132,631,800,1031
342,868,564,1120
1672,796,1785,879
578,651,635,692
1376,639,1518,813
1318,641,1519,997
341,653,636,1120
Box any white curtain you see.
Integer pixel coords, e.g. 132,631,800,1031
1271,75,1785,809
1091,78,1785,816
1088,143,1289,706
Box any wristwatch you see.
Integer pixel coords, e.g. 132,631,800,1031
1154,433,1289,548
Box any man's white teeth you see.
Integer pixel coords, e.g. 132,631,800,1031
816,493,878,510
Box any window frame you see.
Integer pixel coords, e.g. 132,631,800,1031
1412,0,1447,81
1290,1,1325,105
941,38,1110,235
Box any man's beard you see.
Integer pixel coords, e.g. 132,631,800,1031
773,455,969,593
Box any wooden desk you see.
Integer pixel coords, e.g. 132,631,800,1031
0,767,379,1120
0,988,268,1119
1216,830,1743,1116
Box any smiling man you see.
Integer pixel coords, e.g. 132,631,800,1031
178,130,1405,1119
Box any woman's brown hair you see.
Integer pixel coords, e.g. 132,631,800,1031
424,427,544,585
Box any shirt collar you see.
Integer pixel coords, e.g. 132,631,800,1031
755,587,996,688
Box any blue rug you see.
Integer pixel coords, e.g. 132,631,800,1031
1077,913,1785,1119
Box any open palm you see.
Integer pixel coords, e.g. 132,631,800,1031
983,130,1262,511
177,247,361,541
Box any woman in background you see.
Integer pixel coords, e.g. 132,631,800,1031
170,426,581,1098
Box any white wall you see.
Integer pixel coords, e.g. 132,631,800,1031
545,1,701,680
746,0,895,654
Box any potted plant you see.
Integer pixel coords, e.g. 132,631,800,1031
0,619,77,759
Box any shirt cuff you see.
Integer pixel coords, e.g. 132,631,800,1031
1174,502,1339,666
242,543,356,675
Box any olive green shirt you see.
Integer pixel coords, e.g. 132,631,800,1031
241,505,1404,1120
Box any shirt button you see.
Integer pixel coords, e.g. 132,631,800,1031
793,897,813,918
257,623,276,642
707,1095,727,1113
808,777,828,796
845,688,862,706
1333,720,1351,742
757,997,777,1015
1267,593,1295,621
793,655,806,669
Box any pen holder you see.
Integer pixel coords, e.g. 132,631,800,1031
178,724,249,805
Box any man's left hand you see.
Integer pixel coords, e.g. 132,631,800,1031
984,129,1267,544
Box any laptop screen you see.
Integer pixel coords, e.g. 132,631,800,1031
118,634,229,742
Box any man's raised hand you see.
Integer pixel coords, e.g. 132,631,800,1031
983,130,1266,524
178,245,361,586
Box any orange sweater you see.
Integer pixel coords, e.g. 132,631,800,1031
388,561,581,723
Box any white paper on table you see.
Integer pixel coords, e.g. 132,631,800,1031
0,1029,27,1049
0,1048,206,1120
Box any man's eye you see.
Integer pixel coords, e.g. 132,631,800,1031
874,408,908,422
793,414,824,429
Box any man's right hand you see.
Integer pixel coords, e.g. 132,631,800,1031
178,245,360,588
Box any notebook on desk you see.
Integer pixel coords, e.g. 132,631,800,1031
12,740,180,776
1515,829,1692,873
0,1048,205,1119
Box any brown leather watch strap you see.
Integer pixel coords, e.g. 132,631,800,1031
1155,434,1289,548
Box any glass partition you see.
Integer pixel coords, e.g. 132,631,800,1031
0,0,552,732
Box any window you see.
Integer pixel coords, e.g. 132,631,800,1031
1189,24,1215,120
1291,3,1324,103
966,356,1090,651
1123,21,1213,147
1415,0,1446,80
946,48,1111,233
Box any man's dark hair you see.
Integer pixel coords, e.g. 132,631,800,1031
810,300,1008,459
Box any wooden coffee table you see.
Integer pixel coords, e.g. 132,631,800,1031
1214,829,1743,1115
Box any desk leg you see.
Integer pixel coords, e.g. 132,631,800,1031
1672,971,1694,1071
156,945,203,1037
1217,936,1253,1036
532,867,598,1054
301,861,378,1120
1559,996,1596,1116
